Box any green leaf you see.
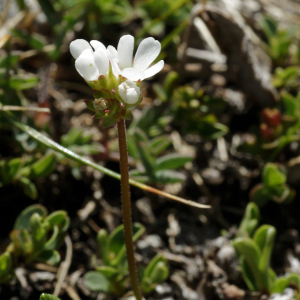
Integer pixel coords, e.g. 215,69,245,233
129,169,150,183
7,75,39,90
134,128,149,143
163,71,179,99
30,213,47,249
97,229,108,262
240,258,256,291
14,204,47,230
250,184,271,207
44,211,68,229
238,202,260,238
30,153,56,179
44,225,63,251
233,237,267,291
149,135,172,155
281,92,298,117
84,271,113,293
142,254,169,293
94,266,119,279
5,158,23,182
0,252,13,283
61,128,83,147
155,170,186,184
136,141,155,178
127,135,139,159
35,249,60,265
263,163,286,187
0,53,20,69
40,294,62,300
253,225,276,274
107,223,145,267
155,153,193,171
18,177,38,199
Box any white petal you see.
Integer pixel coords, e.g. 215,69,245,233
121,68,145,81
107,46,121,77
75,49,99,81
118,85,127,102
126,88,140,104
133,37,161,71
144,60,164,79
94,48,109,75
70,39,92,59
117,35,134,69
90,40,106,52
107,45,118,60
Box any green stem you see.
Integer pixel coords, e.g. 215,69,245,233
117,119,143,300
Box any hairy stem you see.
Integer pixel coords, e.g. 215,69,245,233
117,119,143,300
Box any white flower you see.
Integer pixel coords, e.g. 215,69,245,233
70,39,109,81
107,35,164,81
118,80,140,105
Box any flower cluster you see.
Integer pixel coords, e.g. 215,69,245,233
70,35,164,127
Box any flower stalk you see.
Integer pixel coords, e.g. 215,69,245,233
117,118,143,300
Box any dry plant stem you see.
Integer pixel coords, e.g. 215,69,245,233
117,119,143,300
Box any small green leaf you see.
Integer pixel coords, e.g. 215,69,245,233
253,225,276,274
106,223,145,267
84,271,112,293
136,141,155,178
250,184,271,207
238,202,260,238
0,252,14,283
142,254,169,293
30,213,47,249
61,128,83,147
30,153,56,179
263,163,286,187
18,176,38,199
7,158,23,181
35,249,60,265
14,205,48,230
150,135,172,155
44,225,61,250
94,266,119,279
127,135,139,159
44,211,68,228
155,153,193,171
155,170,186,184
233,237,268,291
97,229,108,262
7,75,39,90
40,294,62,300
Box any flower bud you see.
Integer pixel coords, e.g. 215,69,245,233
262,108,282,128
118,80,140,105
